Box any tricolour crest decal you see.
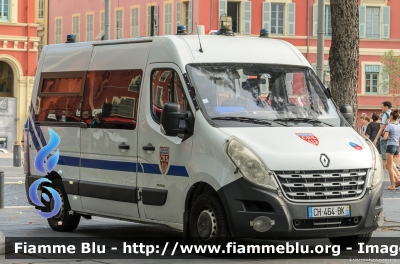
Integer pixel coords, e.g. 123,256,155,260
295,133,319,146
160,147,170,174
349,142,362,150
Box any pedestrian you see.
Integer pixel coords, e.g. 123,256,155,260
383,109,400,190
373,101,392,169
359,116,367,136
365,113,381,153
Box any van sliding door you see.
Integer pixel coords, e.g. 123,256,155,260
79,43,150,219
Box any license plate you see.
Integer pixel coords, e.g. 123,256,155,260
308,205,350,218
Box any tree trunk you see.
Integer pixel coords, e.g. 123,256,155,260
329,0,359,129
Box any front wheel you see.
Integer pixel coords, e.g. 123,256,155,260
329,232,372,249
44,179,81,232
189,192,231,245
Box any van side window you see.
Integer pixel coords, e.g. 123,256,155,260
151,69,188,124
81,70,142,130
35,76,83,122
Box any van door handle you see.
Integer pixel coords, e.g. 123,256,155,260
118,143,130,150
142,145,155,151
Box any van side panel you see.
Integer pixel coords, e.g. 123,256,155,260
79,43,151,219
41,44,94,73
89,43,150,70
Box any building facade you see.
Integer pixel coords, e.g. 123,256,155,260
48,0,400,119
0,0,39,151
35,0,49,58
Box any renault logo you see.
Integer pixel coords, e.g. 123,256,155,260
320,154,330,167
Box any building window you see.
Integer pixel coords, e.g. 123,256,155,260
87,14,93,41
0,0,9,21
101,12,105,32
366,7,380,39
164,4,172,35
38,0,44,19
183,2,189,30
55,18,62,44
131,8,139,37
271,3,284,35
365,65,380,94
72,16,79,42
116,10,123,39
325,5,332,37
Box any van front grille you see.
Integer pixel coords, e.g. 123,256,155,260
275,169,368,202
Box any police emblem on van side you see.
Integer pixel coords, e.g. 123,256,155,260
160,147,170,175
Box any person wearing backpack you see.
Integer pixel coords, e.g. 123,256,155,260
373,101,392,169
383,109,400,190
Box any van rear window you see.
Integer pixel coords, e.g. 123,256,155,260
41,78,82,94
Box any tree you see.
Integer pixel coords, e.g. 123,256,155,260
329,0,359,129
381,50,400,106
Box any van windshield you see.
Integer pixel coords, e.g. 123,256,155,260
186,63,339,127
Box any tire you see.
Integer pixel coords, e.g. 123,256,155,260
189,192,231,245
44,178,81,232
329,232,372,249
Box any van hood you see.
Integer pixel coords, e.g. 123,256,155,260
218,127,373,171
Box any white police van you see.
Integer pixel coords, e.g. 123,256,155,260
24,32,384,247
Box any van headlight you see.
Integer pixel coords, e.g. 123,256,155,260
365,139,384,188
225,136,279,190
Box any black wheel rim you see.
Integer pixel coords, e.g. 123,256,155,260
196,208,217,241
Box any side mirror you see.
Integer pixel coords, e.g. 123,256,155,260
340,104,354,125
160,103,193,137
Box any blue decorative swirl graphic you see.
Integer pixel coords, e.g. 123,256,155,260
28,178,62,219
34,128,60,174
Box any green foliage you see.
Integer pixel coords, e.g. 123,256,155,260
381,50,400,104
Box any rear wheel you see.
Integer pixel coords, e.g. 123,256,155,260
189,192,231,245
329,232,372,249
44,179,81,232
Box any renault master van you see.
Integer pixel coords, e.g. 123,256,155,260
24,35,384,248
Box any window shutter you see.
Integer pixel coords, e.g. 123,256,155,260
148,6,152,36
154,5,159,36
219,0,227,28
262,2,271,32
313,4,318,37
176,2,181,33
382,6,390,39
243,1,251,35
287,3,295,36
381,67,389,94
188,0,193,33
135,9,139,36
87,16,89,41
359,6,366,39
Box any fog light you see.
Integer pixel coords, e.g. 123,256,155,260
250,216,275,232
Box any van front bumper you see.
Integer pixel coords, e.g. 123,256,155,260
217,178,383,238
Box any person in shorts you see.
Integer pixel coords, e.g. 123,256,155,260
374,101,392,169
383,109,400,190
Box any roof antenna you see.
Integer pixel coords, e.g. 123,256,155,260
196,23,204,53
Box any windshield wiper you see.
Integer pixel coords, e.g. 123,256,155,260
272,118,334,127
211,117,274,126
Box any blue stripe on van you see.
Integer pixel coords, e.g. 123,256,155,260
55,156,188,177
58,156,80,167
81,158,138,172
141,163,162,174
166,165,189,177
